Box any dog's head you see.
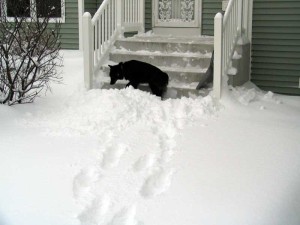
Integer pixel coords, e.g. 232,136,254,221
109,63,123,85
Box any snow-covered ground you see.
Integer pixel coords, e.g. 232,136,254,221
0,50,299,225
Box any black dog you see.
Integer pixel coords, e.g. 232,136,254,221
109,60,169,97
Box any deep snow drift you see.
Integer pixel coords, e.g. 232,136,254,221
0,51,299,225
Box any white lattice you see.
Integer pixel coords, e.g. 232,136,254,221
158,0,172,21
181,0,194,22
158,0,195,23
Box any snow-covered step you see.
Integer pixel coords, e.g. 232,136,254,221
101,64,207,84
97,76,209,98
99,34,214,98
115,36,214,54
109,49,211,68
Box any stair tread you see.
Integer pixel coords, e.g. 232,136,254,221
158,66,207,73
102,63,207,73
111,48,212,58
117,35,214,45
98,75,200,90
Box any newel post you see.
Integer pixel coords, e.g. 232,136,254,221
213,12,223,99
83,12,94,89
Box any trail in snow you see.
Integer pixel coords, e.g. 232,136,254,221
70,89,218,225
20,87,219,225
3,50,299,225
19,80,291,225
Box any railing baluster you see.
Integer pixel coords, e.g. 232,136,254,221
137,0,140,23
105,6,108,43
108,3,111,38
96,21,99,60
83,0,145,90
213,0,252,98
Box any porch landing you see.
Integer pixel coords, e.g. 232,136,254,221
95,35,214,98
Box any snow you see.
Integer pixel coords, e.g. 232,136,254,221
1,50,300,225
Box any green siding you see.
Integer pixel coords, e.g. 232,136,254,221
145,0,152,31
201,0,222,36
251,0,300,95
61,0,103,49
84,0,103,16
60,0,79,49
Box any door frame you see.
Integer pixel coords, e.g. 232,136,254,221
152,0,202,28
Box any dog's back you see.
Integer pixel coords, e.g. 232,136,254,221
124,60,168,97
109,60,169,97
124,60,167,83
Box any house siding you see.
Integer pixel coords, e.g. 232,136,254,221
84,0,103,16
60,0,80,49
251,0,300,95
60,0,221,48
60,0,103,49
201,0,222,36
145,0,152,31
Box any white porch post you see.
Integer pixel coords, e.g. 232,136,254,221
243,0,253,42
78,0,84,51
139,0,145,33
237,0,243,37
83,12,93,89
213,12,223,99
116,0,124,36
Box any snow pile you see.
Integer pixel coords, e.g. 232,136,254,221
20,87,219,138
18,85,220,225
1,51,300,225
230,82,282,106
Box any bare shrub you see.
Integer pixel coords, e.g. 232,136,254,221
0,0,63,105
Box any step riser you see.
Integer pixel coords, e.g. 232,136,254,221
101,82,206,98
115,41,213,54
101,36,215,98
102,66,207,83
109,53,211,68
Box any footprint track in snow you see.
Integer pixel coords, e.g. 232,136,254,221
101,143,129,169
78,195,111,225
140,168,175,198
109,205,140,225
133,153,157,172
73,167,102,201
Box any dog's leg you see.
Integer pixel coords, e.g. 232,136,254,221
126,82,132,88
126,82,139,89
149,83,163,97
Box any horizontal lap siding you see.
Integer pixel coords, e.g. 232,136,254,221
202,0,222,36
145,0,152,31
84,0,103,16
251,0,300,95
61,0,103,49
60,0,79,49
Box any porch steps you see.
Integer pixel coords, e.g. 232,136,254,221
97,35,214,98
114,36,214,54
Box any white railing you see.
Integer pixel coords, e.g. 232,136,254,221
83,0,145,89
213,0,253,99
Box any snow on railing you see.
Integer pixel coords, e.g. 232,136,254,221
83,0,145,89
213,0,253,99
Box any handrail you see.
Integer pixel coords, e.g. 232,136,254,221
83,0,145,89
213,0,253,99
92,0,110,24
